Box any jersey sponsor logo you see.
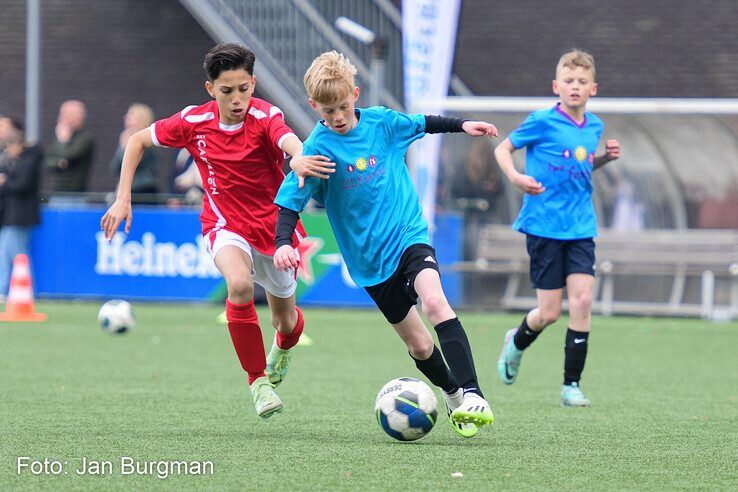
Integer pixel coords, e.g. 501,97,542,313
95,232,220,278
196,134,219,195
574,146,587,162
341,166,386,190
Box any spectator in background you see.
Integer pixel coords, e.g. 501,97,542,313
610,172,644,231
0,120,43,297
449,139,505,259
0,115,18,141
167,148,203,207
44,100,94,193
110,104,159,201
0,115,22,225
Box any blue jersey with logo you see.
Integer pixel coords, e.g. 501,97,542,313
509,104,604,239
275,106,430,287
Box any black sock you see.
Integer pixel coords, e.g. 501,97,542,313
410,345,458,394
564,328,589,385
434,318,483,398
513,313,541,350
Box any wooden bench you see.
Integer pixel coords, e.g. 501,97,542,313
452,225,738,319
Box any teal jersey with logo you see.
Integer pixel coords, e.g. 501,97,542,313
275,106,429,287
509,104,604,239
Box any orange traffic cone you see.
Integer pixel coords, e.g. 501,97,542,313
0,254,46,322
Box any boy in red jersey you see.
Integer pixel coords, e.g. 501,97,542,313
101,44,334,418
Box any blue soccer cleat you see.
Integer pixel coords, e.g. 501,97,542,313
561,382,591,407
497,328,523,385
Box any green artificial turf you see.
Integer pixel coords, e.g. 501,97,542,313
1,301,736,489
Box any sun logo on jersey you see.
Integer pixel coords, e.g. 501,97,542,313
574,146,587,162
355,157,368,171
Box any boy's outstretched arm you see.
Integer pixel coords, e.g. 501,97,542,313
593,139,621,169
100,127,153,240
424,115,497,138
274,207,301,271
494,138,545,195
280,135,335,188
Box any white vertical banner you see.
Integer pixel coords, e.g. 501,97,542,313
403,0,461,232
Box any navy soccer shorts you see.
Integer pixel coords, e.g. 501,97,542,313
525,234,595,290
365,244,441,324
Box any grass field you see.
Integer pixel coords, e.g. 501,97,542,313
1,301,736,490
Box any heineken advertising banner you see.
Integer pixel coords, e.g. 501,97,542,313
31,207,461,305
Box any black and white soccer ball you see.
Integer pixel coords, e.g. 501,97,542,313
374,377,438,441
97,299,135,334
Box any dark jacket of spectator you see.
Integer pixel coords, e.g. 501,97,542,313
44,128,94,192
3,144,43,226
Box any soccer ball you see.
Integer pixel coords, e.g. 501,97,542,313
97,300,135,334
374,377,438,441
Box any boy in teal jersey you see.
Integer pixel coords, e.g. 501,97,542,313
494,50,621,406
274,51,497,437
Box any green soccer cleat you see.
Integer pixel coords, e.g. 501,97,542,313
497,328,523,385
561,382,591,407
450,392,494,428
442,389,478,438
249,376,283,418
265,338,293,387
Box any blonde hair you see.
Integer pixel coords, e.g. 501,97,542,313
303,51,357,105
556,49,596,80
127,103,155,129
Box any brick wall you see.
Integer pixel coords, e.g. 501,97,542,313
2,1,736,193
453,0,738,97
0,0,215,193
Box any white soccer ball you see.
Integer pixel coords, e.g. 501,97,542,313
374,377,438,441
97,300,135,334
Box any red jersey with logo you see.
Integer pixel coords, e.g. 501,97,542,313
151,98,305,255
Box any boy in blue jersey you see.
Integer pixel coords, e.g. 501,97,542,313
273,51,497,437
494,50,621,406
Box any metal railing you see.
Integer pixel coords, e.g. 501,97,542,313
179,0,474,137
180,0,408,135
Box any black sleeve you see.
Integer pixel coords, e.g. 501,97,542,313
5,150,41,195
424,115,467,134
275,206,300,249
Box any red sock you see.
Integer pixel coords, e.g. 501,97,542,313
276,306,304,350
225,299,266,385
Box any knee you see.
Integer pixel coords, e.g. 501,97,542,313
537,305,562,327
226,277,254,303
570,292,593,315
270,310,295,334
420,294,453,324
408,337,434,360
